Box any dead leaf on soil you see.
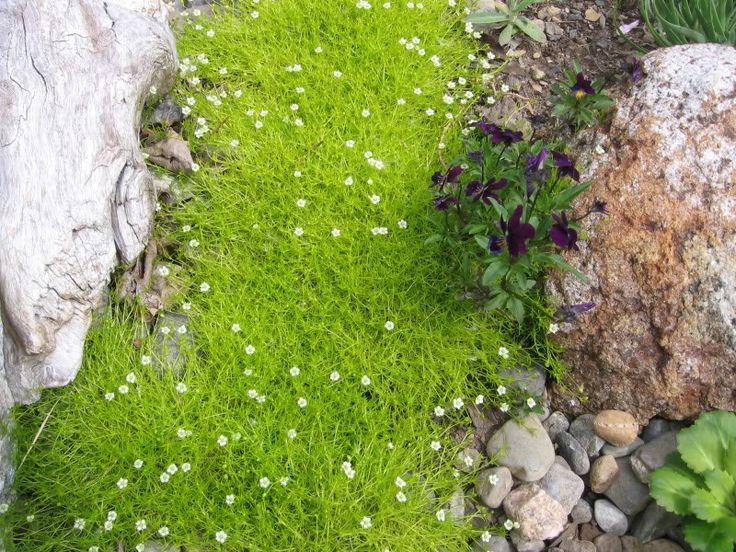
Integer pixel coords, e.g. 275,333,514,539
143,134,194,173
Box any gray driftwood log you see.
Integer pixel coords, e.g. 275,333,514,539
0,0,177,410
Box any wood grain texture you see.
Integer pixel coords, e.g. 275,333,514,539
0,0,177,404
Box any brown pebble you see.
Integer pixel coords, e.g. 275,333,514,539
590,455,619,493
594,410,639,446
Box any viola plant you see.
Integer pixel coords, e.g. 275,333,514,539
427,119,606,322
550,62,615,131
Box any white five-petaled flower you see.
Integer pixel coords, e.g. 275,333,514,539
395,476,406,488
134,459,144,469
296,198,307,208
360,516,372,529
436,509,446,522
126,372,136,384
280,476,290,486
289,366,301,376
245,345,256,355
344,176,354,186
331,228,341,237
200,282,210,292
370,194,381,204
118,385,129,394
232,323,241,332
500,402,510,412
345,140,355,148
481,530,492,543
527,397,537,409
384,320,394,331
398,219,408,228
116,478,128,489
158,526,170,537
434,406,445,417
287,428,297,439
475,395,485,405
548,322,560,334
497,385,507,396
397,98,406,105
159,472,170,483
294,227,304,236
74,518,86,530
333,70,343,78
430,440,442,451
167,463,178,475
107,511,117,521
396,491,407,503
182,462,191,472
498,346,509,359
452,397,464,410
135,519,147,532
259,477,271,488
104,520,114,531
215,531,228,544
361,375,371,386
105,392,115,401
297,397,308,408
141,355,152,365
330,371,340,381
361,109,371,117
225,494,235,505
217,435,228,447
488,473,499,485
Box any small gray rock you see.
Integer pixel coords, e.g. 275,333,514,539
641,419,674,442
499,365,547,396
595,534,623,552
570,414,605,457
631,431,678,484
473,535,514,552
151,97,184,127
487,416,556,481
603,457,651,515
510,530,546,552
545,21,564,40
560,540,596,552
543,411,570,440
602,437,645,458
621,535,645,552
642,539,685,552
555,432,590,475
571,498,593,524
631,501,683,543
476,467,514,509
594,499,629,536
537,461,585,515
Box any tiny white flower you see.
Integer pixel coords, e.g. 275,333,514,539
501,84,510,93
177,428,187,439
290,103,299,111
452,397,464,410
182,302,192,310
370,194,381,204
206,29,215,37
225,494,235,505
259,477,271,488
526,397,537,409
498,346,509,359
360,516,372,529
396,98,406,105
160,326,171,336
104,520,114,531
135,519,147,532
159,472,170,483
279,476,290,486
548,323,560,334
248,389,258,398
200,282,210,292
331,228,341,237
397,219,408,229
503,519,514,530
215,531,228,544
107,511,117,521
361,375,371,386
182,462,191,472
105,392,115,401
497,385,507,396
287,428,297,439
217,435,228,447
126,372,136,384
345,140,356,148
500,402,510,412
387,442,395,449
118,385,129,394
255,120,264,129
296,198,307,208
74,518,86,530
234,89,242,97
167,463,178,475
330,371,340,381
177,324,187,334
434,406,445,417
395,476,406,488
289,366,301,377
430,440,442,451
481,530,492,543
314,46,323,53
136,544,145,552
488,473,500,485
158,265,170,277
436,509,446,522
333,70,343,78
396,491,407,502
361,109,371,117
230,139,240,148
425,108,435,116
294,227,304,236
134,459,144,469
116,478,128,489
475,394,485,405
297,397,308,408
149,85,157,95
231,323,241,333
243,368,253,376
245,344,256,355
140,355,151,365
413,87,422,95
158,526,170,538
295,86,305,94
250,10,259,18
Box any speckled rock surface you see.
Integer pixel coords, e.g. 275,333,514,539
548,43,736,423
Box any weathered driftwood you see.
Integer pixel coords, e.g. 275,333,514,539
0,0,177,405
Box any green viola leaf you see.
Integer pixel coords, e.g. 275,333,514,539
505,296,525,322
683,520,734,552
690,488,731,522
474,235,490,250
650,454,703,516
554,181,592,209
482,260,507,287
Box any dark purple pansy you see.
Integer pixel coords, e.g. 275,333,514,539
558,302,595,322
468,150,484,164
549,212,579,250
471,120,495,135
433,195,459,211
630,57,642,83
526,147,548,174
467,178,508,204
471,120,523,145
500,205,535,257
488,235,505,255
571,72,595,97
431,165,464,192
552,151,580,182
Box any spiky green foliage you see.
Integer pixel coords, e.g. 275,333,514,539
640,0,736,46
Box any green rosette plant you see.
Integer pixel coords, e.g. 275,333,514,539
650,410,736,552
465,0,547,46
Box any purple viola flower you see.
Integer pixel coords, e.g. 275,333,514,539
471,119,494,135
488,235,505,255
552,151,580,182
571,72,595,98
500,205,535,257
467,178,507,204
471,120,523,145
433,195,459,211
558,302,595,322
549,212,579,251
526,147,548,174
630,58,642,83
431,165,464,192
468,150,484,164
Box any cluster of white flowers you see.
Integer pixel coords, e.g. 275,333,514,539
342,460,356,479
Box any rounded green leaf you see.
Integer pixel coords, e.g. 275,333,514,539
650,454,703,515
